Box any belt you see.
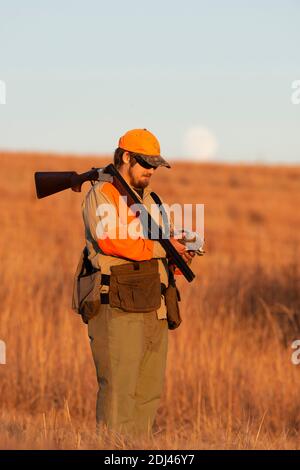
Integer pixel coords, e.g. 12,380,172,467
99,274,167,304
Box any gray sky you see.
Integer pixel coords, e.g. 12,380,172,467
0,0,299,163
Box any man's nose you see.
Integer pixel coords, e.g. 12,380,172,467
148,168,155,175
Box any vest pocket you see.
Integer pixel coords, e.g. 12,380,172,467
78,271,102,321
109,260,162,313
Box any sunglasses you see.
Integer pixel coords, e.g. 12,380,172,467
131,154,157,170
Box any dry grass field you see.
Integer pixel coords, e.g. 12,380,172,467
1,151,300,449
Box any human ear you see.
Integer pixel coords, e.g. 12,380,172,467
122,151,131,165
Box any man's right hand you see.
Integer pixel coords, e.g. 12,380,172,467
169,237,195,264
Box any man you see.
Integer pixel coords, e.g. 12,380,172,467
82,128,194,438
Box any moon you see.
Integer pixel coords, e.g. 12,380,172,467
183,126,218,161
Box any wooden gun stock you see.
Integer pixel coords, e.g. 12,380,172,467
34,168,100,199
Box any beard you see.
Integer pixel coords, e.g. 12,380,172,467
129,167,152,189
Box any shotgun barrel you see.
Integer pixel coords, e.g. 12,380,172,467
104,164,196,282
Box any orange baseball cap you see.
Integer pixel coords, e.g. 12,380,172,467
118,128,171,168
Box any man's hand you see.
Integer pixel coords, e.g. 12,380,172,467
170,237,196,264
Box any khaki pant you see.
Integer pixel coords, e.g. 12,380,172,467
88,304,168,438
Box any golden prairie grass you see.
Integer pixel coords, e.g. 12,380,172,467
0,151,300,449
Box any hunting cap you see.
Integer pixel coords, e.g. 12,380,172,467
118,128,171,168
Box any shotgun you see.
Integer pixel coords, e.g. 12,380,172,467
34,164,196,282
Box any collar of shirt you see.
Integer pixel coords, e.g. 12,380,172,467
130,184,152,202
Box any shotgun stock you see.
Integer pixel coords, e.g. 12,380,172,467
34,168,101,199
